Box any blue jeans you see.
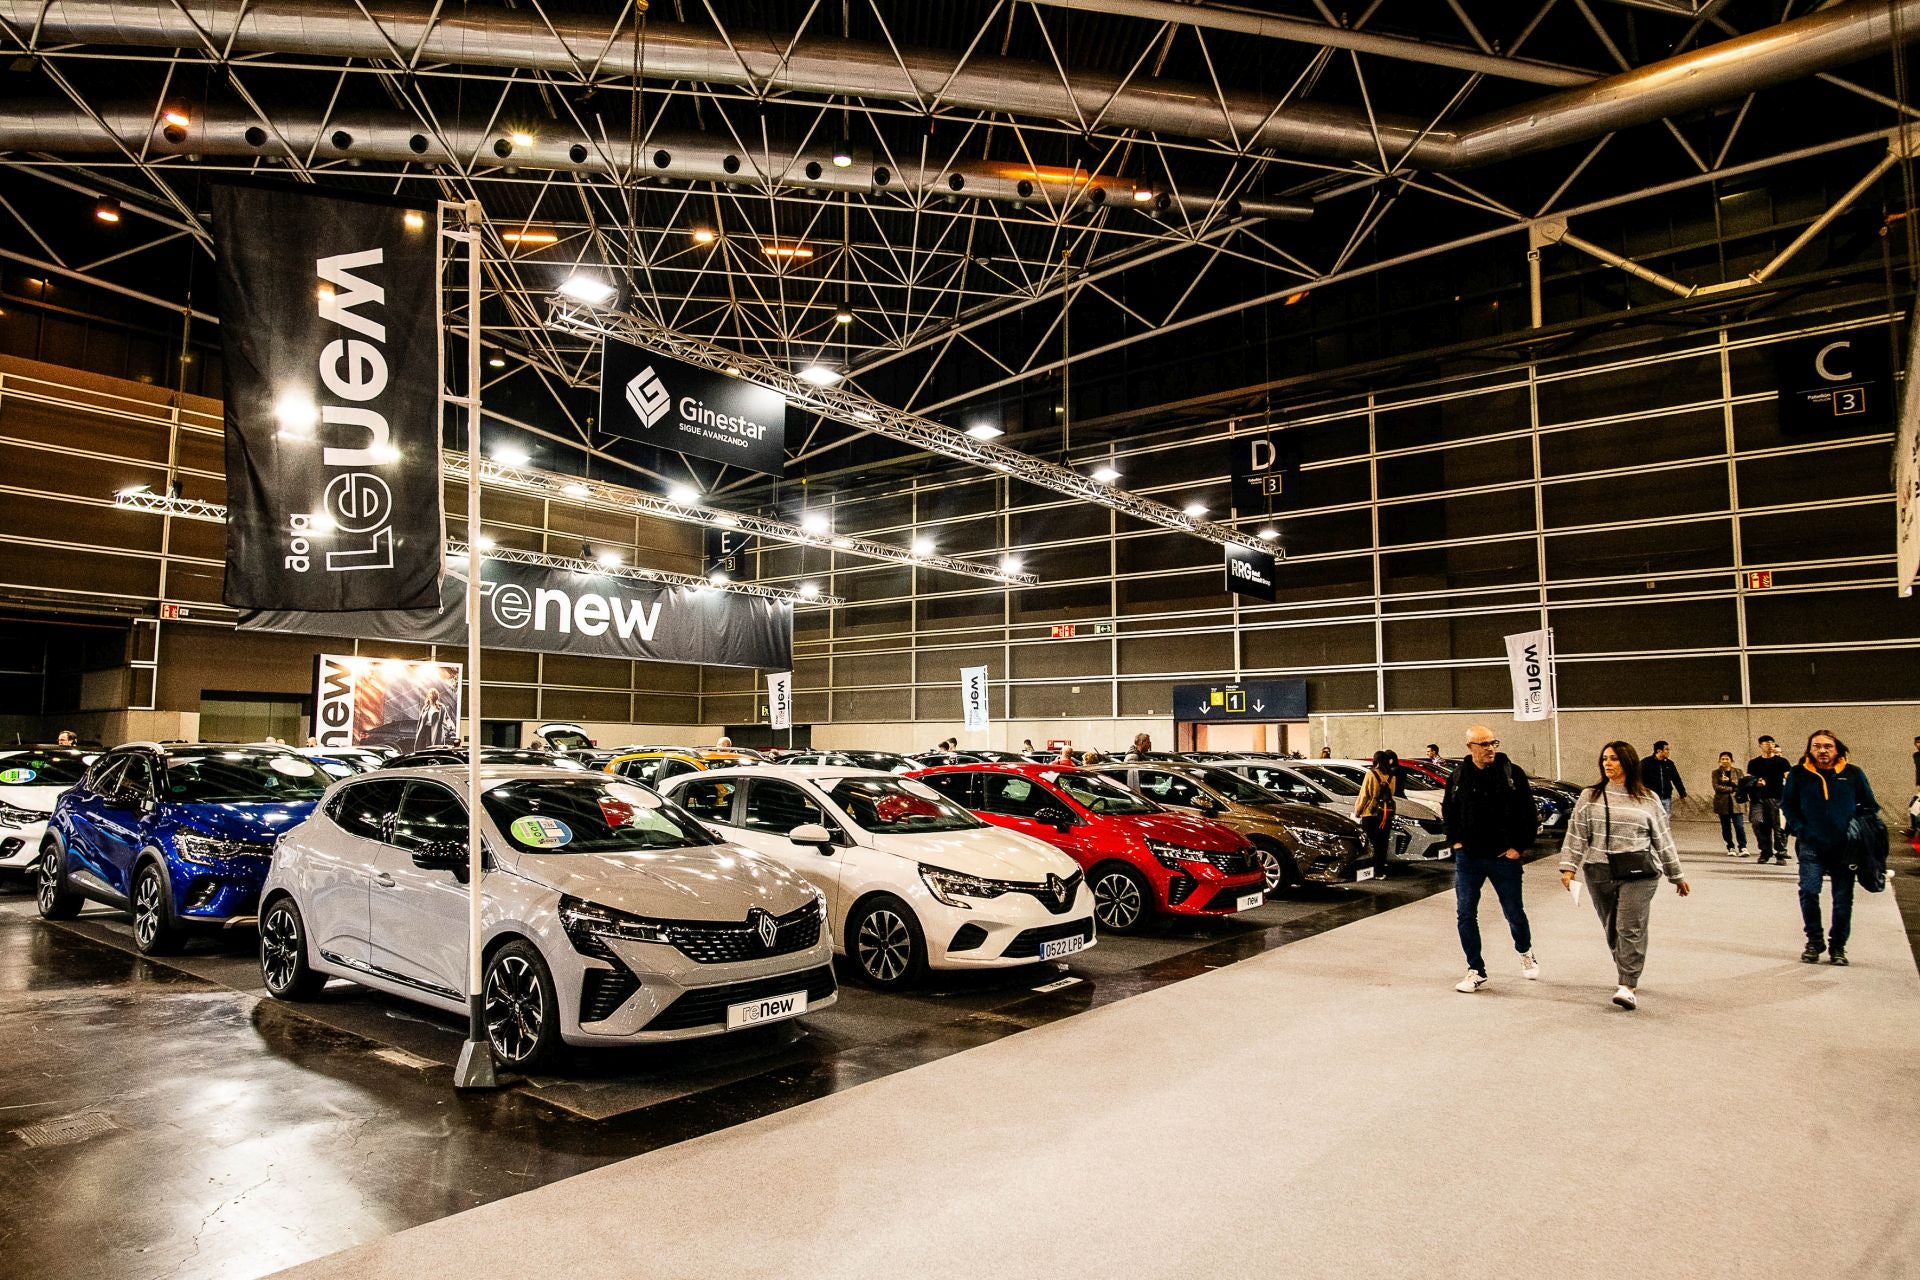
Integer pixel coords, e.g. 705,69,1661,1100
1660,795,1673,817
1718,812,1747,849
1797,847,1854,950
1455,853,1532,974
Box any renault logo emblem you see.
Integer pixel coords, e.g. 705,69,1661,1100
751,907,778,950
1047,873,1067,905
624,365,672,428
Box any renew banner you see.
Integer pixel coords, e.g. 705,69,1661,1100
213,183,444,611
767,671,792,730
960,666,990,732
1503,628,1554,723
1896,312,1920,597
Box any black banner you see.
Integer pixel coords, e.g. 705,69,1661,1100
601,340,787,475
213,184,444,611
239,558,791,670
1775,327,1894,437
1225,544,1277,601
1231,430,1301,514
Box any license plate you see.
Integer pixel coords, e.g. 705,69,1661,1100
1236,891,1265,911
1039,933,1086,961
725,989,808,1030
1355,867,1376,882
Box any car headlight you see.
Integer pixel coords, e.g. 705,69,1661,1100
1146,840,1214,870
1292,827,1340,848
0,800,46,829
558,895,675,955
918,864,1011,908
174,832,273,865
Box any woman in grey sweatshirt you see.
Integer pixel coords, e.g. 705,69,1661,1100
1559,740,1691,1010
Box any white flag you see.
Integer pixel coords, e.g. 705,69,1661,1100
1503,629,1553,722
1896,313,1920,597
960,665,990,732
766,670,792,731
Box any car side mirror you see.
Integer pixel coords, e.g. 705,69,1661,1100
411,839,471,882
1034,806,1074,832
789,822,835,852
1192,793,1218,811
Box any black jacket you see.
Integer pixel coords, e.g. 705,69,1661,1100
1641,755,1687,800
1746,754,1791,799
1442,753,1538,857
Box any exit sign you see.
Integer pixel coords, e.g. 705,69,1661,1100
1747,570,1774,590
1050,624,1076,638
1092,622,1115,635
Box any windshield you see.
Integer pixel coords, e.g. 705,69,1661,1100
1294,764,1362,796
842,752,912,770
0,752,92,788
162,752,331,803
1200,768,1285,804
1050,771,1159,815
826,777,980,834
482,778,718,853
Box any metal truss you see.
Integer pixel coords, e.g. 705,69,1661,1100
546,298,1272,554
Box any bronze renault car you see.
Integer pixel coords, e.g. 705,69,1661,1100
1097,762,1368,893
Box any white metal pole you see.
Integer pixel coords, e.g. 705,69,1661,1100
1548,625,1563,782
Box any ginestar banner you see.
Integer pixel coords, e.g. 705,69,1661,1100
1224,544,1277,601
601,340,787,475
1895,313,1920,598
241,558,791,669
960,665,989,732
1503,628,1554,722
313,654,462,751
767,671,792,730
212,183,443,611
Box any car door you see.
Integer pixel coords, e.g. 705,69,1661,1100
976,773,1082,852
90,755,157,896
367,781,474,1003
307,777,406,967
1134,768,1209,815
738,777,846,913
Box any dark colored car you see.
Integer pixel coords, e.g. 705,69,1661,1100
910,763,1266,934
384,747,589,771
39,743,330,953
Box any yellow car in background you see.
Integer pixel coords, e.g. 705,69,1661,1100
604,749,766,785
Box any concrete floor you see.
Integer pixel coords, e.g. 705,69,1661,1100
271,827,1920,1280
0,850,1465,1278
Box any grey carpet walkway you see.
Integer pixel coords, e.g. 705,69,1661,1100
278,831,1920,1280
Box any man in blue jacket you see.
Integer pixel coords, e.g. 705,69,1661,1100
1781,729,1879,967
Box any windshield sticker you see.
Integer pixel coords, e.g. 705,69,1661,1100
268,757,318,778
510,816,573,848
0,767,38,784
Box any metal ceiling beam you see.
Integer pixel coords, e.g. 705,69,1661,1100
545,296,1273,553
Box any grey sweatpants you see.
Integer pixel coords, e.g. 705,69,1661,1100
1583,861,1660,988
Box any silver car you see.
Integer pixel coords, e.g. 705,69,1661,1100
1211,759,1450,861
258,765,836,1071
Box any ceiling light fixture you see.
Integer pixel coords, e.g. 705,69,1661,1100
798,582,820,599
476,534,497,551
834,305,853,325
797,365,842,387
160,103,191,129
1091,465,1120,483
556,273,616,305
93,197,121,223
1000,555,1024,574
561,483,590,498
493,445,531,468
667,484,699,505
966,423,1004,440
708,570,730,587
1257,527,1279,541
831,536,854,549
831,139,854,168
1132,187,1153,202
509,130,534,148
911,538,934,556
503,228,559,245
487,351,506,369
800,512,830,534
692,227,716,244
761,243,815,259
403,210,426,231
1182,502,1208,517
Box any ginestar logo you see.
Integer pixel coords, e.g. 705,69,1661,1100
625,366,671,428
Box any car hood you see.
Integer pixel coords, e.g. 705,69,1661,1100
871,825,1081,881
173,801,317,844
1099,811,1244,850
0,785,70,814
508,843,814,921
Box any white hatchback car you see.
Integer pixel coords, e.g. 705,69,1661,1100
0,748,95,878
659,766,1096,988
259,766,836,1070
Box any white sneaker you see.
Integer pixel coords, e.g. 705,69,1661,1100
1725,847,1739,857
1612,986,1637,1010
1456,970,1488,993
1520,950,1540,980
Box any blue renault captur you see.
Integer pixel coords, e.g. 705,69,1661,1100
38,743,330,954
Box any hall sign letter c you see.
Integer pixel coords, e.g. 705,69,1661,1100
1814,340,1853,382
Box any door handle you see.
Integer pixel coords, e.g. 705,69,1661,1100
373,871,396,888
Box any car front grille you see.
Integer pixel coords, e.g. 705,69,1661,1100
579,966,641,1023
1001,918,1094,959
1206,883,1259,911
670,900,824,964
1206,849,1258,875
644,966,837,1033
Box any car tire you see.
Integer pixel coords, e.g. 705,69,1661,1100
1251,839,1296,896
130,859,185,956
35,841,83,920
259,895,326,1001
1090,862,1152,934
482,939,560,1071
847,894,927,989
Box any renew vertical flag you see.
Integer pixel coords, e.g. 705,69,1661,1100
767,671,792,730
1503,629,1554,722
960,666,990,732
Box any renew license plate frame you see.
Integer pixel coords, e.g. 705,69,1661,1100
725,988,809,1031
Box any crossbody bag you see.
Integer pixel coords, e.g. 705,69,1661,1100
1600,791,1661,880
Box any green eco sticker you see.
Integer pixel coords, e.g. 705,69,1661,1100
0,767,37,784
510,816,573,848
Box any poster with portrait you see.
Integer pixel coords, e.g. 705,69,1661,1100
313,653,462,751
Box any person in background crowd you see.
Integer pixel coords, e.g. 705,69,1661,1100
1425,744,1443,766
1021,738,1035,753
1055,742,1076,765
1353,749,1400,880
1908,735,1919,839
1559,741,1690,1011
1318,746,1333,758
1441,725,1541,993
1080,749,1103,766
56,729,77,747
1782,729,1877,966
1710,751,1749,857
1747,735,1793,864
716,736,734,749
1125,734,1152,762
1641,741,1687,816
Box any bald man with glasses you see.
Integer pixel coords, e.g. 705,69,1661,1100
1441,726,1541,993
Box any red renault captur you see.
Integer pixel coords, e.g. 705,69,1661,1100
909,763,1265,934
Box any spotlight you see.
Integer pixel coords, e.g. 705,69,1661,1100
509,130,534,148
403,210,426,231
493,445,531,467
1182,502,1208,518
714,514,740,528
476,535,496,551
832,537,854,549
761,243,815,260
1091,465,1120,483
273,392,319,436
797,365,842,387
160,102,191,129
597,550,622,568
800,512,830,534
708,570,730,587
115,483,151,498
911,537,934,556
966,423,1004,440
487,351,506,369
692,227,716,244
1257,527,1279,541
834,305,853,325
832,139,854,168
502,228,559,245
667,484,699,505
556,273,615,304
93,197,121,223
562,483,590,498
1132,187,1153,203
1000,555,1023,574
798,582,820,599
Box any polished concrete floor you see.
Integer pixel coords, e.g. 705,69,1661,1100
0,850,1471,1279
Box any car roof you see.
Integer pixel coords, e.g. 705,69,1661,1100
356,764,617,785
685,764,899,783
911,761,1087,778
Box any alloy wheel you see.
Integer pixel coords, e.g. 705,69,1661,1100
1093,872,1143,930
1256,849,1284,895
36,848,60,913
261,903,300,993
484,953,545,1064
133,870,162,950
856,908,911,982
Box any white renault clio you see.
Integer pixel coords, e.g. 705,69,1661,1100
259,766,836,1070
658,766,1096,988
0,748,95,879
